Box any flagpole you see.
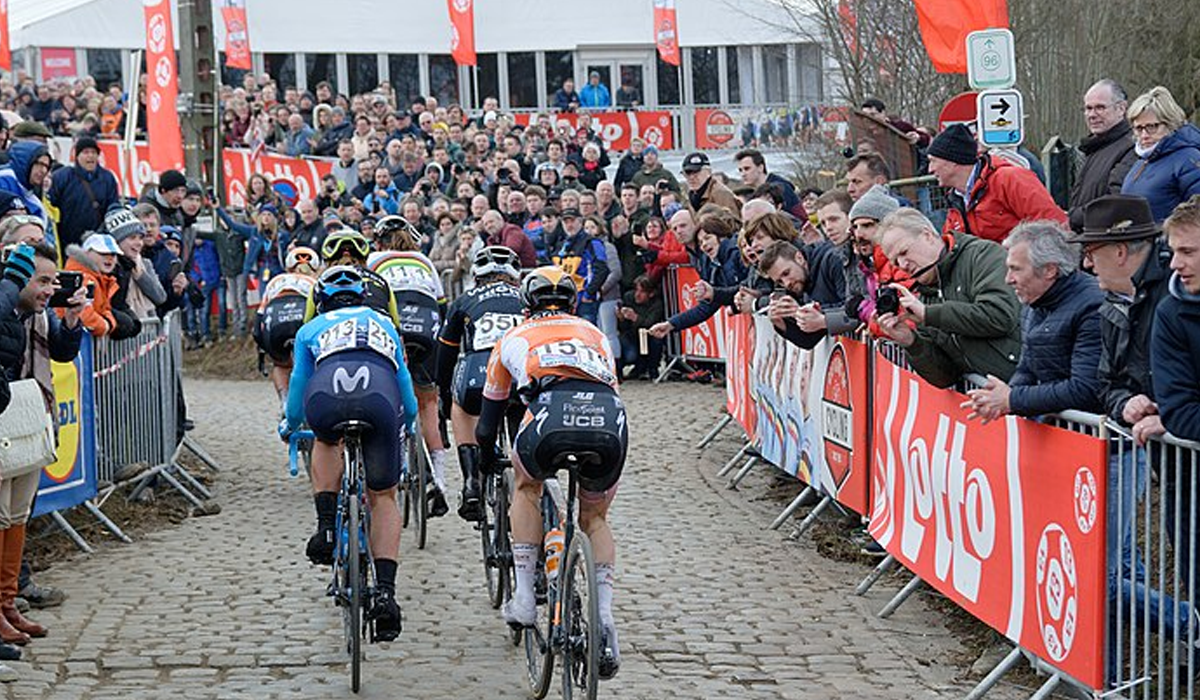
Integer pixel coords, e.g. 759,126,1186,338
472,65,479,113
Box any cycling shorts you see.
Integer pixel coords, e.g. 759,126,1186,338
394,290,440,388
452,351,490,416
513,379,627,497
254,295,308,365
303,349,406,491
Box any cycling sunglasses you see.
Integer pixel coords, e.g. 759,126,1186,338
322,235,370,261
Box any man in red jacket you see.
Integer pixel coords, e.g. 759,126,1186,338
479,210,537,268
928,124,1067,242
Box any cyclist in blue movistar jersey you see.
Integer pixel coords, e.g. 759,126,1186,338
281,265,418,642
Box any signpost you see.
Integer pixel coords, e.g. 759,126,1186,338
976,89,1024,147
966,28,1016,90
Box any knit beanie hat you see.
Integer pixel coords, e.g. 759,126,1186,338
158,169,188,192
849,185,900,222
103,207,146,242
926,124,978,165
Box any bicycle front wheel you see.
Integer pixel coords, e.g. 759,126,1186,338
412,434,429,550
561,532,600,700
346,481,362,693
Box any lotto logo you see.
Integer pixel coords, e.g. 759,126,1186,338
1036,524,1077,662
147,14,168,55
1073,467,1097,535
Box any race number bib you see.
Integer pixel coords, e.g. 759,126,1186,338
534,339,614,383
472,312,522,351
379,264,438,298
316,319,357,361
366,318,398,358
316,317,397,363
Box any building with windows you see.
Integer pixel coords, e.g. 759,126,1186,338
12,0,827,148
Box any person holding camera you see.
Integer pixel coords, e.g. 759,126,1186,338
874,208,1021,389
362,167,401,216
62,233,139,339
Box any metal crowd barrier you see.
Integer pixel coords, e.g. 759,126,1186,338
92,311,219,510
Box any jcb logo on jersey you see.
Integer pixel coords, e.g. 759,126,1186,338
563,414,605,428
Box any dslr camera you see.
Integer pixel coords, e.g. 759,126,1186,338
875,286,901,316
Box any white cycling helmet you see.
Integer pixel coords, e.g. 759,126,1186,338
471,245,521,280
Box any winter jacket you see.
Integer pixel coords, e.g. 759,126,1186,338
487,223,538,269
313,121,353,157
48,164,120,248
118,254,167,319
904,234,1022,388
0,141,50,229
330,158,358,193
642,231,688,282
290,218,326,251
687,177,743,218
1121,123,1200,223
571,156,608,192
63,246,124,337
283,124,316,157
553,89,580,112
1151,273,1200,441
138,188,185,230
1008,271,1105,416
766,173,807,221
553,231,610,301
362,183,402,216
189,238,222,289
217,208,285,277
752,240,848,350
143,242,186,315
0,277,81,382
1098,240,1173,423
618,288,665,333
1068,121,1137,231
208,209,249,278
629,164,681,196
614,153,643,191
942,153,1067,243
579,84,611,109
667,239,748,331
427,227,460,273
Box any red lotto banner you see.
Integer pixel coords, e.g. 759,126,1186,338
671,265,726,361
868,355,1106,688
652,0,680,67
219,0,252,70
511,111,674,152
142,0,185,172
97,142,333,206
724,312,757,440
447,0,476,67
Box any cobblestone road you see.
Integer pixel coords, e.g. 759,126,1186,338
6,378,1028,699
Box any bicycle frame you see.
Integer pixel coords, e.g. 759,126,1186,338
332,428,374,613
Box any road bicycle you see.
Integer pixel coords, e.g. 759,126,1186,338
479,410,522,611
517,452,603,700
399,416,431,550
290,424,379,693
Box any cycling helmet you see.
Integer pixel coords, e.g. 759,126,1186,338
374,214,423,252
314,265,366,313
471,245,521,281
321,228,370,263
520,266,577,313
285,246,319,275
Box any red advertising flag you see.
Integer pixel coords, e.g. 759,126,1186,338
912,0,1009,73
447,0,476,67
0,0,10,72
220,0,252,71
868,356,1107,687
142,0,185,173
653,0,680,67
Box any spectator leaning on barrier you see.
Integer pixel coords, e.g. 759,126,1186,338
1074,194,1172,439
47,136,119,249
752,212,847,350
106,207,167,321
875,208,1021,388
928,123,1067,242
842,185,902,328
1119,85,1200,223
64,233,135,338
1068,79,1136,232
962,220,1104,420
682,153,742,218
579,72,612,109
1153,194,1200,442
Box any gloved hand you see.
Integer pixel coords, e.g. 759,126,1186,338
844,293,866,321
277,418,293,442
2,243,36,289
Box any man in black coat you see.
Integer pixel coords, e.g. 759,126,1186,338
48,137,120,249
1068,80,1138,231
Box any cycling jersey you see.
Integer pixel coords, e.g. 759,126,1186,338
436,281,525,414
483,314,618,402
368,250,446,304
258,273,316,311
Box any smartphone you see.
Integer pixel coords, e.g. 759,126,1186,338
48,271,83,308
168,259,183,280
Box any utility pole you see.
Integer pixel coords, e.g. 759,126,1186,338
176,0,220,191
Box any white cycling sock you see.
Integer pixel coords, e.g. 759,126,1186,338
512,543,539,607
430,448,448,491
595,563,616,626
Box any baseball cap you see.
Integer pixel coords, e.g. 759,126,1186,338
560,208,581,219
82,233,121,255
681,153,710,174
0,192,28,218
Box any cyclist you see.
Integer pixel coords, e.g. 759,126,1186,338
281,265,418,642
434,245,525,521
305,227,399,326
368,215,453,517
476,266,627,680
254,246,319,404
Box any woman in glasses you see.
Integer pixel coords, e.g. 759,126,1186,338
1121,86,1200,223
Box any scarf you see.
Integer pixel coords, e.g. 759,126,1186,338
22,312,55,417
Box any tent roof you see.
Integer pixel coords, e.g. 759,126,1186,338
12,0,817,53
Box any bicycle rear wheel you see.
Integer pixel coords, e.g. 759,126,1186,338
345,465,363,693
480,473,498,605
561,532,600,700
411,433,429,550
524,569,555,700
487,471,514,610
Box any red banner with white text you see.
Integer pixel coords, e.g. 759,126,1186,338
511,111,673,152
671,265,725,361
220,0,252,70
97,142,333,207
447,0,476,67
653,0,680,67
142,0,185,172
868,355,1106,688
724,312,757,439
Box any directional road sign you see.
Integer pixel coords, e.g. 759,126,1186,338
966,28,1016,90
976,89,1024,147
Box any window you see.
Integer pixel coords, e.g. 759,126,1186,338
388,54,419,106
305,53,338,94
544,50,574,106
476,53,499,108
264,53,296,90
656,55,680,106
219,53,248,90
690,47,720,105
347,54,379,97
507,52,537,108
88,49,123,91
725,47,740,103
763,45,789,104
428,55,460,106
